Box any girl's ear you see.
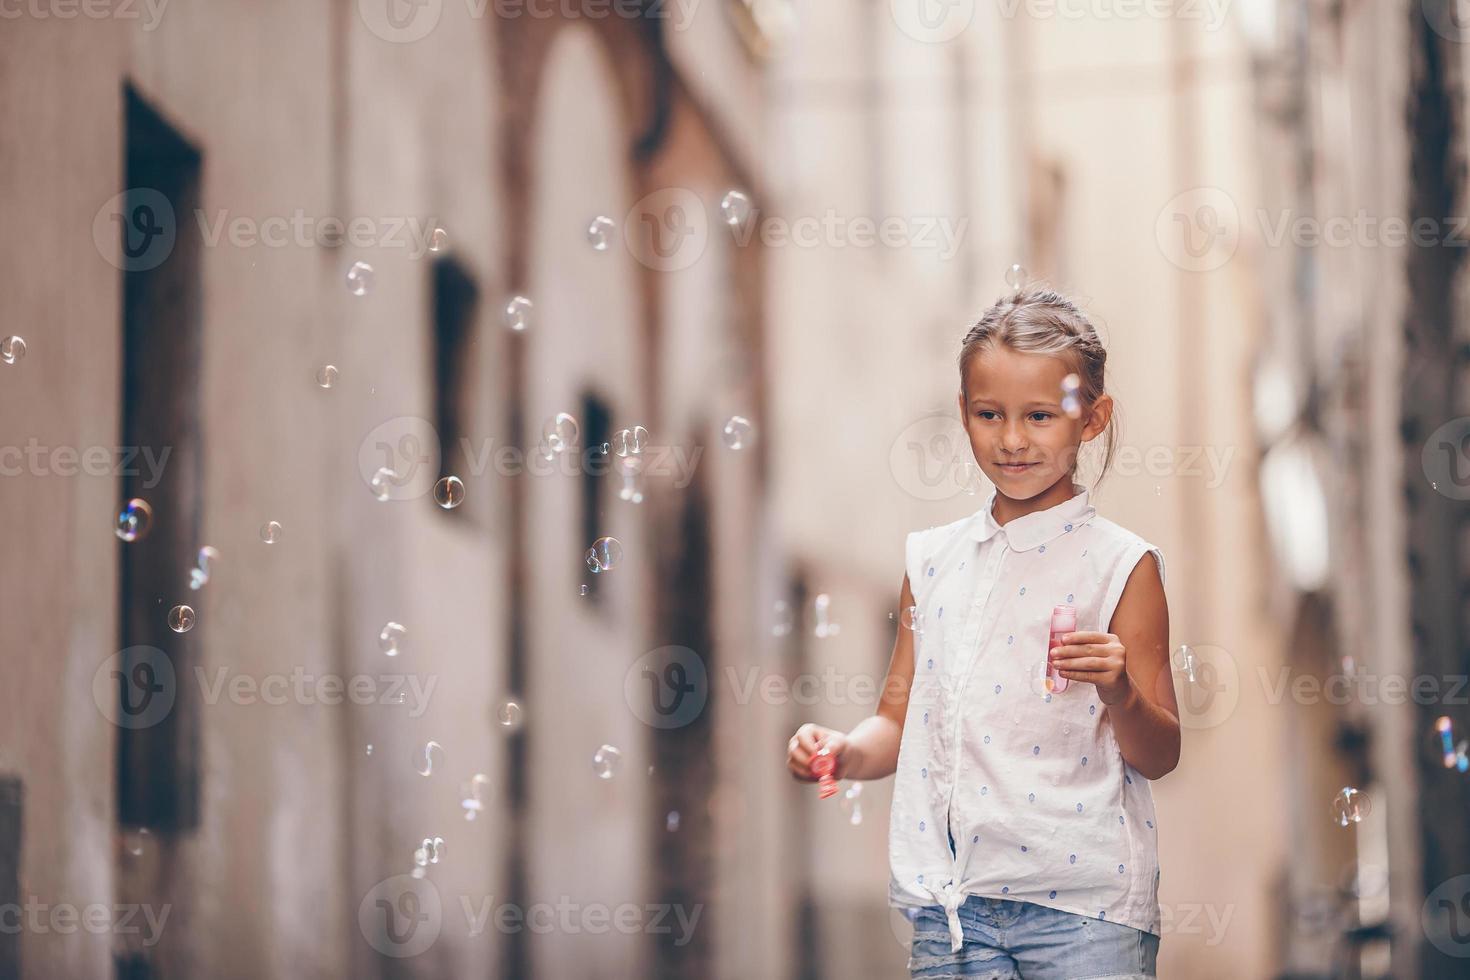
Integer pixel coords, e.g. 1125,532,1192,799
1081,392,1114,442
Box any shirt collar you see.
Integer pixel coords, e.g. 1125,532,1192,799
966,485,1095,552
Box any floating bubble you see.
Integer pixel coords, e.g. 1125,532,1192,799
721,415,754,450
115,498,154,542
579,584,589,596
370,467,395,502
1331,786,1369,827
434,475,465,509
1434,716,1469,772
1,336,25,365
900,605,924,634
167,604,195,633
123,827,151,858
1005,263,1028,292
772,599,794,637
260,520,283,544
189,544,217,592
315,364,339,389
613,425,650,457
841,782,864,826
616,460,644,504
461,774,489,821
585,536,624,574
497,699,524,732
412,836,444,878
592,744,623,780
365,744,373,756
379,621,407,657
666,810,681,833
427,227,449,253
1172,645,1197,683
1061,373,1082,418
504,295,533,332
346,260,375,296
720,190,752,228
416,740,444,777
587,215,616,251
813,593,841,638
543,413,579,455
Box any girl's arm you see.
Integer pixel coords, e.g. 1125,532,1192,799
787,573,916,782
1087,554,1181,780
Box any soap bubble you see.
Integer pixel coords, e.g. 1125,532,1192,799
772,600,794,637
167,604,195,633
721,415,754,450
613,426,649,456
1,336,26,365
1331,786,1370,827
592,744,623,780
719,190,752,228
497,699,524,732
115,498,154,542
370,468,395,502
666,811,681,832
433,475,465,509
504,295,533,332
260,520,283,544
189,545,218,590
315,364,339,389
379,622,407,657
900,605,924,633
1005,263,1028,292
586,536,624,573
416,740,444,777
587,215,616,251
427,227,449,253
543,413,579,455
346,260,375,296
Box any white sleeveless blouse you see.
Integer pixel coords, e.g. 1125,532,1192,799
888,487,1164,952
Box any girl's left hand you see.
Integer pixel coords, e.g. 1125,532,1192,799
1049,631,1134,705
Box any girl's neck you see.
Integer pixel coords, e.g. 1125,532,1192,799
992,473,1081,526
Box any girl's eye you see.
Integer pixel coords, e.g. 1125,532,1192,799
1029,412,1053,422
975,410,1000,421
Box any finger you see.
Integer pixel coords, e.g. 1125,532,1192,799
1051,656,1115,672
1061,631,1113,645
1058,666,1120,680
796,726,825,754
789,758,816,781
1049,645,1113,661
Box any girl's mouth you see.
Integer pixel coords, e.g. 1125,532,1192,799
996,462,1037,474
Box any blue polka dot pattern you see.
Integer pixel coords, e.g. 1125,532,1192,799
1039,545,1046,554
1028,793,1035,802
1125,774,1132,785
918,874,925,883
927,567,935,577
1076,803,1083,813
919,820,926,831
972,835,979,843
958,561,965,570
1019,586,1027,596
1081,757,1088,766
1146,820,1153,829
1081,549,1087,557
921,767,927,779
937,607,943,618
1089,704,1097,715
1020,845,1028,853
994,684,1002,694
983,735,990,744
1069,854,1076,864
923,711,929,725
980,786,988,795
1100,911,1106,920
927,658,934,670
1049,890,1057,899
1118,864,1125,874
1066,593,1074,603
1064,523,1073,532
1119,816,1125,825
1007,635,1014,645
1044,694,1052,702
1032,745,1040,755
1002,886,1010,894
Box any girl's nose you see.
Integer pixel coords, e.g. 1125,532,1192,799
1001,424,1027,452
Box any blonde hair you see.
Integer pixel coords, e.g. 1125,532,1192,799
957,285,1117,482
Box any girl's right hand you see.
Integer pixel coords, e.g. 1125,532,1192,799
787,723,850,782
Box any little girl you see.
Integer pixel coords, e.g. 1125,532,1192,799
787,286,1180,979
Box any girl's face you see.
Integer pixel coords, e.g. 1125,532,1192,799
957,345,1112,502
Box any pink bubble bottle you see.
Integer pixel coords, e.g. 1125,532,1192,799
1046,604,1077,694
810,746,838,799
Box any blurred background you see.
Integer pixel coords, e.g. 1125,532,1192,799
1,0,1469,977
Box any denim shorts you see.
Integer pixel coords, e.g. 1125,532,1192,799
907,895,1159,979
